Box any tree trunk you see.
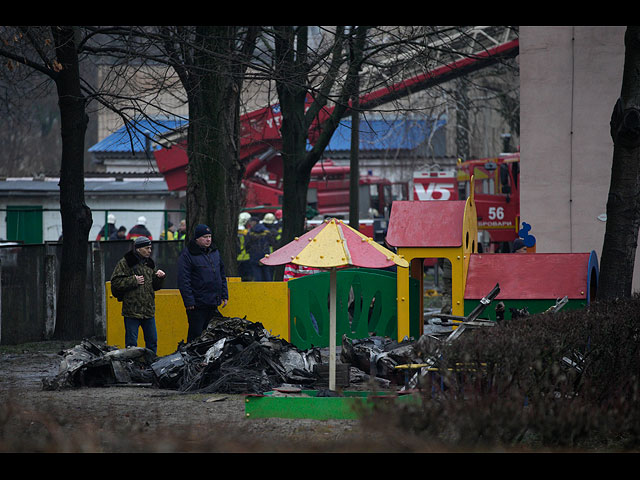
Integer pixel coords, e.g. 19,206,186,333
599,26,640,299
278,77,310,253
185,26,244,276
455,78,470,161
349,58,361,230
52,27,92,339
275,26,368,263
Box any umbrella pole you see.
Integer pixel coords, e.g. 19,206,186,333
329,268,337,391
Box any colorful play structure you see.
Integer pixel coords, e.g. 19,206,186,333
106,182,599,357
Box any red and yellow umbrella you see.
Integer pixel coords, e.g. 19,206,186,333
261,218,409,390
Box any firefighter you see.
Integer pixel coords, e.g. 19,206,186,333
262,212,281,251
176,219,187,241
273,210,283,245
245,216,275,281
127,216,153,240
160,222,177,240
237,212,252,281
96,214,117,241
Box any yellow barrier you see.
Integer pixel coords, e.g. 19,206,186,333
106,280,290,356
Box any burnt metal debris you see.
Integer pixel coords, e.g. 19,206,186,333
42,340,155,390
42,285,569,394
43,317,323,394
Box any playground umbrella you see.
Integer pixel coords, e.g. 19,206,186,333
260,218,409,390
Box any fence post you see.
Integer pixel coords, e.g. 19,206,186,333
0,258,2,344
44,254,57,339
92,247,106,339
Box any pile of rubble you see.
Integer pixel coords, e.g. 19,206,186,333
41,315,432,394
43,317,324,394
40,318,453,394
43,284,542,394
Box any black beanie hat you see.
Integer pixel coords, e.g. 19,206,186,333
194,224,211,239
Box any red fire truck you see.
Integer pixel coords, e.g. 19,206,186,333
411,152,520,251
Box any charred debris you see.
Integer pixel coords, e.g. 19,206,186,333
42,284,568,394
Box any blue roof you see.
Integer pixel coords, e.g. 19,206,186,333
89,117,188,154
90,115,446,154
324,116,446,152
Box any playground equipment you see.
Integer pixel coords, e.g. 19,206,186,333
260,217,408,390
387,179,479,339
386,178,598,333
464,251,599,320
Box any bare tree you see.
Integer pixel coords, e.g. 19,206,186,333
262,26,519,278
599,26,640,299
163,26,258,274
271,26,368,258
0,26,92,339
79,26,258,274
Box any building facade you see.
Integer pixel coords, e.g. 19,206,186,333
519,26,639,291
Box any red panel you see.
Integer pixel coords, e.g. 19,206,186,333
341,224,396,268
154,142,188,172
244,180,282,206
386,201,465,248
162,169,187,191
464,253,591,300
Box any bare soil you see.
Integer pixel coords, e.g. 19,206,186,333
0,341,422,453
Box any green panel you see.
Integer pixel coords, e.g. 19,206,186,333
6,206,43,244
463,298,588,321
288,268,420,349
244,390,421,420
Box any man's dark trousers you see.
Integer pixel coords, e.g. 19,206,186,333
187,305,222,343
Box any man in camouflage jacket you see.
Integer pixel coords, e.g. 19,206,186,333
110,236,166,354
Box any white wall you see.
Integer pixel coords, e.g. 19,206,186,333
520,26,640,291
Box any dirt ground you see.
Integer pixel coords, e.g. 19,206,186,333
0,341,425,453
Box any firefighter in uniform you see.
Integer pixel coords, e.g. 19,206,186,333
237,212,252,281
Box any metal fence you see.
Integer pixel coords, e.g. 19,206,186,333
0,240,185,345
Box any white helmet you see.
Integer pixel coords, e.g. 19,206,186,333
263,213,276,225
238,212,251,228
137,216,147,225
107,214,116,224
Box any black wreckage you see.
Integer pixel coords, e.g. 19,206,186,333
42,286,524,394
41,316,429,394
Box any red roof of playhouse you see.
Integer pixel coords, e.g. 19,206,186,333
386,200,467,248
464,252,598,300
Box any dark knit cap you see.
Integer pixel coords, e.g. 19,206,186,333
194,224,211,239
134,236,152,248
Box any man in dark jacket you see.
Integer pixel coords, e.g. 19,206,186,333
177,224,229,342
110,236,166,354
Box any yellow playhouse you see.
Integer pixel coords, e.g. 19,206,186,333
386,182,478,339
